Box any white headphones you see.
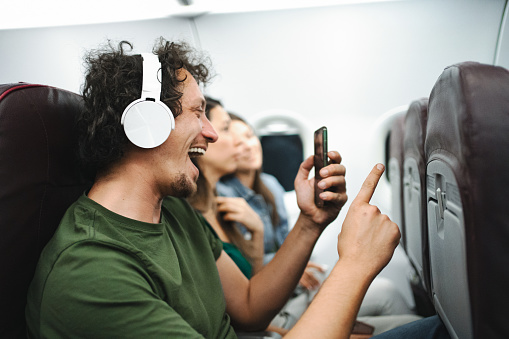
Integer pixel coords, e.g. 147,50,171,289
121,53,175,148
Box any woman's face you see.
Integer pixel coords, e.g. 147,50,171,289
231,120,263,172
199,105,240,181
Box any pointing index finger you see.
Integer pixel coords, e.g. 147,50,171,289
354,163,385,204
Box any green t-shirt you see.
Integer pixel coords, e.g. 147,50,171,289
26,194,237,339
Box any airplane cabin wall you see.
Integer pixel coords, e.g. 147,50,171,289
195,0,506,285
0,18,196,93
495,1,509,68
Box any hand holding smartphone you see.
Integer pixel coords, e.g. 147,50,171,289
314,126,328,208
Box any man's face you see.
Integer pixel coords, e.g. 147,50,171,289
154,70,217,198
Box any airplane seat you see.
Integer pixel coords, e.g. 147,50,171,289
387,114,406,248
0,83,92,338
402,98,435,318
425,61,509,339
402,98,431,291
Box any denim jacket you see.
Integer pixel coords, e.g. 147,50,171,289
216,173,289,265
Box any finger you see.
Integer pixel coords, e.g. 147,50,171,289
302,270,320,289
325,150,342,165
299,275,312,290
319,191,348,206
215,196,227,204
319,163,346,181
353,163,384,204
295,155,314,182
307,262,327,272
216,202,234,213
317,173,346,192
222,212,237,222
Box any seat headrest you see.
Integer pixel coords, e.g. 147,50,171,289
403,98,428,163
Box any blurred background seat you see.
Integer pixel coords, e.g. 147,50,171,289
388,114,406,248
401,98,434,317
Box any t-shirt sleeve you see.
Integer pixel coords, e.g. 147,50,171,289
36,241,206,339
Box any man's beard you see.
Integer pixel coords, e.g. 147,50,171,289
169,172,197,198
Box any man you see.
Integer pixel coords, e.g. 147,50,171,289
26,39,401,338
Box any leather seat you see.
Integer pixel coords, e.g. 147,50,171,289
425,62,509,339
0,83,92,338
402,98,431,295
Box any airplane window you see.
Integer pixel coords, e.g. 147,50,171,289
260,134,303,192
385,132,391,182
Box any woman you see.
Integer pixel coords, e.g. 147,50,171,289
187,97,266,277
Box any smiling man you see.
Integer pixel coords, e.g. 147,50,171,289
25,38,403,339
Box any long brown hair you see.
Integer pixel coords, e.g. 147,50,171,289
228,113,280,228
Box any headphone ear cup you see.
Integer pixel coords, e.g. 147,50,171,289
121,99,175,149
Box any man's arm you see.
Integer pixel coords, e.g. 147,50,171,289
286,164,400,338
217,151,348,330
217,162,400,337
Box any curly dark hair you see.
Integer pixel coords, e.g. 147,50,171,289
78,38,212,174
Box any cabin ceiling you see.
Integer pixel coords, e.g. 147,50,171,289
1,0,399,30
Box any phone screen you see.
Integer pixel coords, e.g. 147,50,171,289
314,126,328,208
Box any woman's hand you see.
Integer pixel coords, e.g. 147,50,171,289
216,197,264,233
216,196,265,274
299,261,327,290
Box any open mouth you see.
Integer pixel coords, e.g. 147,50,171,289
188,147,206,158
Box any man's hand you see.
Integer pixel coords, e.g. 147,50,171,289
294,151,347,228
337,164,400,278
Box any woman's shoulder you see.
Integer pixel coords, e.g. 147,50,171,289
260,173,285,193
216,176,243,197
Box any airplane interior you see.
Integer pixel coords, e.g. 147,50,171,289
1,0,509,338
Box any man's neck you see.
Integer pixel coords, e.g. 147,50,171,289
88,164,164,224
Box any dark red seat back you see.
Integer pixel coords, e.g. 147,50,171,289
426,62,509,338
402,98,431,294
0,83,92,338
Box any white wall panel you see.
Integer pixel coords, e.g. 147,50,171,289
0,18,195,93
495,2,509,68
194,0,505,304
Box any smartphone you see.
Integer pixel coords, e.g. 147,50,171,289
314,126,328,208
